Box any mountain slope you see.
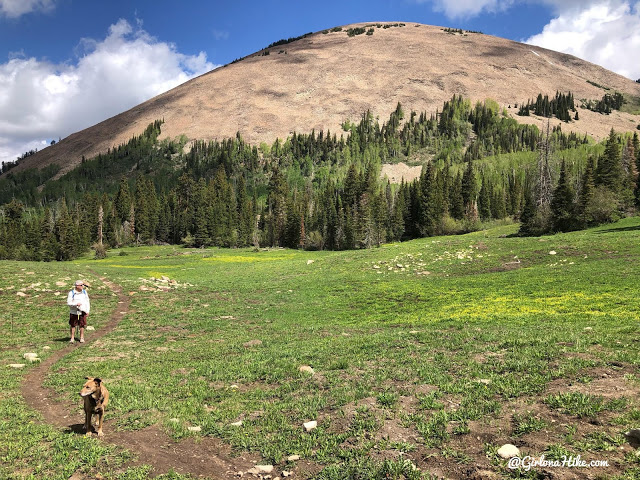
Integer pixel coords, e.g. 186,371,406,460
9,22,640,177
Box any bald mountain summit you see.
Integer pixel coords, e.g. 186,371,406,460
1,22,640,260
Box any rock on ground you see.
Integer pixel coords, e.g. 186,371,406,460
497,444,520,459
303,420,317,432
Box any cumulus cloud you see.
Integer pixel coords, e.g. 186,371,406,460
0,0,54,18
525,0,640,81
425,0,640,79
0,18,216,166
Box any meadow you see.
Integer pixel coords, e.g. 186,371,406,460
1,217,640,479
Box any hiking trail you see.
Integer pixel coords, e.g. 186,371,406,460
21,273,258,479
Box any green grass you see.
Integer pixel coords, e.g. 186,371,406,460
1,217,640,478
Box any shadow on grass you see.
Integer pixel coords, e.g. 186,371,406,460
65,423,87,435
54,337,74,343
593,225,640,234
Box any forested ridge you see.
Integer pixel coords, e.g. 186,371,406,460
1,96,639,261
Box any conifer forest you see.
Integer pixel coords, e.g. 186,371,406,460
1,95,639,261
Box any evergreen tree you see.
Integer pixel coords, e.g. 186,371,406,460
391,185,405,241
417,162,436,236
114,177,132,223
55,200,76,260
477,176,492,221
461,159,477,216
40,207,58,261
342,163,361,209
266,167,288,246
2,199,25,256
449,173,464,220
491,186,507,220
550,160,574,232
578,157,595,226
236,176,254,248
192,178,209,247
134,177,158,243
596,128,623,192
518,190,537,236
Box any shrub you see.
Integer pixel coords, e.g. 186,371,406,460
584,186,621,225
439,215,465,236
304,230,323,250
347,27,366,37
93,243,107,259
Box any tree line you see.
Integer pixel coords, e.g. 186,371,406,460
517,92,576,122
1,96,639,261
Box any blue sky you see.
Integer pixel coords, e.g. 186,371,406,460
1,0,639,166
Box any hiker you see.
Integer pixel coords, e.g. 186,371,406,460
67,280,90,343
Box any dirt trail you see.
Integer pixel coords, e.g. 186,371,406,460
21,273,258,479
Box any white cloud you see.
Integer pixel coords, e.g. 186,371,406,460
426,0,640,79
0,18,217,167
212,29,230,40
429,0,515,18
525,1,640,81
0,0,54,18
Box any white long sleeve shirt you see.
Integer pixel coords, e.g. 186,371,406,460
67,288,90,315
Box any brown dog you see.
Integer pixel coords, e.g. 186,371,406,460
79,377,109,436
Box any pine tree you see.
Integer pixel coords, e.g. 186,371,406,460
478,176,492,221
417,162,436,236
128,203,136,245
491,186,507,220
391,186,405,241
40,208,58,262
266,167,288,246
192,178,209,247
2,199,25,257
114,177,132,223
55,199,76,260
596,128,623,192
518,189,537,236
342,163,361,209
461,159,477,217
97,205,104,246
449,173,464,220
236,175,254,248
579,157,595,226
550,160,574,232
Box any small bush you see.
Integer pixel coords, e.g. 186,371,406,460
584,186,621,225
304,230,323,251
439,215,465,235
93,243,107,259
347,27,366,37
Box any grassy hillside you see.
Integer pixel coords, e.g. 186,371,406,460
1,218,640,479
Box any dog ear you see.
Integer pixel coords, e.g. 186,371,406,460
85,376,93,380
94,378,102,385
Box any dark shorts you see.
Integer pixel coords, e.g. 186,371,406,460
69,312,87,328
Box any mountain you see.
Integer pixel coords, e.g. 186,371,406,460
7,22,640,178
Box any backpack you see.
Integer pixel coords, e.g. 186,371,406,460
71,288,87,299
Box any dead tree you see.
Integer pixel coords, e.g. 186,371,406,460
536,119,553,208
